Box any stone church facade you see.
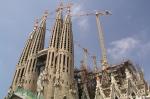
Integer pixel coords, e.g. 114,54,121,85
5,4,150,99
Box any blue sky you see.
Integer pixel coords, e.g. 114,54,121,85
0,0,150,98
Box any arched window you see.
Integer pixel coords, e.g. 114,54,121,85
63,55,66,65
59,54,62,65
131,92,136,99
28,59,32,72
51,52,54,66
55,56,57,66
63,95,67,99
20,68,24,79
115,96,118,99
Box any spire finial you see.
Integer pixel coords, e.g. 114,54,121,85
56,0,63,12
33,18,39,30
44,10,49,18
67,5,71,15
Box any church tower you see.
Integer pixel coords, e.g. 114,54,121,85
44,8,63,99
11,19,39,91
44,7,77,99
23,12,47,91
53,9,76,99
6,2,150,99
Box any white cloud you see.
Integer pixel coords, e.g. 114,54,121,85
108,37,140,62
138,42,150,57
78,18,89,31
72,5,82,15
72,4,89,32
108,35,150,63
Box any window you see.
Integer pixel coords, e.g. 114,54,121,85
115,96,118,99
51,52,54,66
28,59,32,72
46,52,51,66
29,80,31,84
63,55,66,65
16,69,21,83
20,68,25,79
63,96,67,99
51,97,54,99
55,56,57,66
62,80,64,84
32,60,36,71
59,54,62,65
131,92,136,99
67,57,69,72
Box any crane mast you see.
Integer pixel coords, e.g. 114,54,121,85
95,13,108,70
74,42,89,70
72,10,111,70
83,48,88,70
57,2,111,70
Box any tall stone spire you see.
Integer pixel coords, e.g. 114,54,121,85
11,19,38,91
18,20,38,66
49,8,63,48
30,12,47,55
53,9,76,99
23,12,47,91
44,8,63,99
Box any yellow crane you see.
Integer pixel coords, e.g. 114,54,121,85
75,42,89,70
72,10,112,70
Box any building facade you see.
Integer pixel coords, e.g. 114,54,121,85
5,5,150,99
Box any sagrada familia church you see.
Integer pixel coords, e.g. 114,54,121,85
5,2,150,99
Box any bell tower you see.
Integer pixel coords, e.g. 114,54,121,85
11,19,38,91
53,9,76,99
44,8,63,99
23,11,47,91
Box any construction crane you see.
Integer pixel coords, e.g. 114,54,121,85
75,42,104,98
80,60,90,99
74,41,100,72
71,10,112,70
74,42,90,70
82,48,89,70
74,42,91,99
92,55,98,73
